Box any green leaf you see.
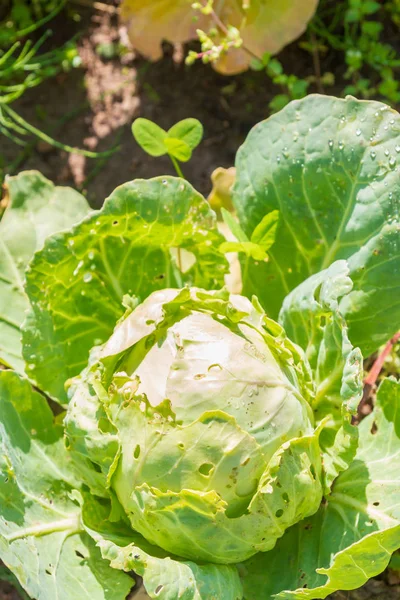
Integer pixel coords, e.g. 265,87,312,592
234,95,400,356
22,177,227,402
0,370,133,600
221,207,248,243
132,118,168,157
241,377,400,600
0,171,90,373
219,240,267,260
279,261,363,490
250,210,279,251
82,495,243,600
164,137,192,162
167,118,204,151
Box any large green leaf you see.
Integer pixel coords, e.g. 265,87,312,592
279,260,363,490
0,171,89,372
82,495,243,600
0,370,133,600
241,377,400,599
234,95,400,355
22,177,227,402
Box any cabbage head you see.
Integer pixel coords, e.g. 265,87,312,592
65,288,323,564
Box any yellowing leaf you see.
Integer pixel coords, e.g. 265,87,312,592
208,167,236,213
120,0,319,74
120,0,209,61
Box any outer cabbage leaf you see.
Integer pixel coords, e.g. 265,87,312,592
120,0,318,75
82,495,243,600
241,377,400,599
279,260,363,490
22,177,227,402
0,371,133,600
233,95,400,355
0,171,89,372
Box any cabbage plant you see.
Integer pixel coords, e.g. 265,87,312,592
0,95,399,600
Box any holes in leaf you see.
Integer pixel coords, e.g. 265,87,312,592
134,445,141,459
98,417,114,434
310,465,316,480
177,442,185,450
89,460,102,473
313,283,323,303
145,334,156,349
198,463,214,476
282,493,289,503
45,569,52,576
275,509,284,518
155,585,164,595
75,551,85,559
112,220,119,226
194,373,206,380
370,422,378,435
155,273,165,280
373,501,380,506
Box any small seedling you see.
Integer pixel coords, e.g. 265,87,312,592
132,117,204,177
220,207,280,285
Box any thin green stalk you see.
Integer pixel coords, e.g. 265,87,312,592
3,104,119,158
0,124,26,146
13,0,66,40
169,154,184,178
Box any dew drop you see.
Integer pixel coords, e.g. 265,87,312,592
73,260,84,276
328,139,333,149
389,157,396,168
384,149,390,157
356,128,361,136
395,145,400,153
370,151,376,160
83,272,93,283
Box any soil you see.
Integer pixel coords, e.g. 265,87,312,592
0,582,20,600
1,2,399,599
1,1,320,207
